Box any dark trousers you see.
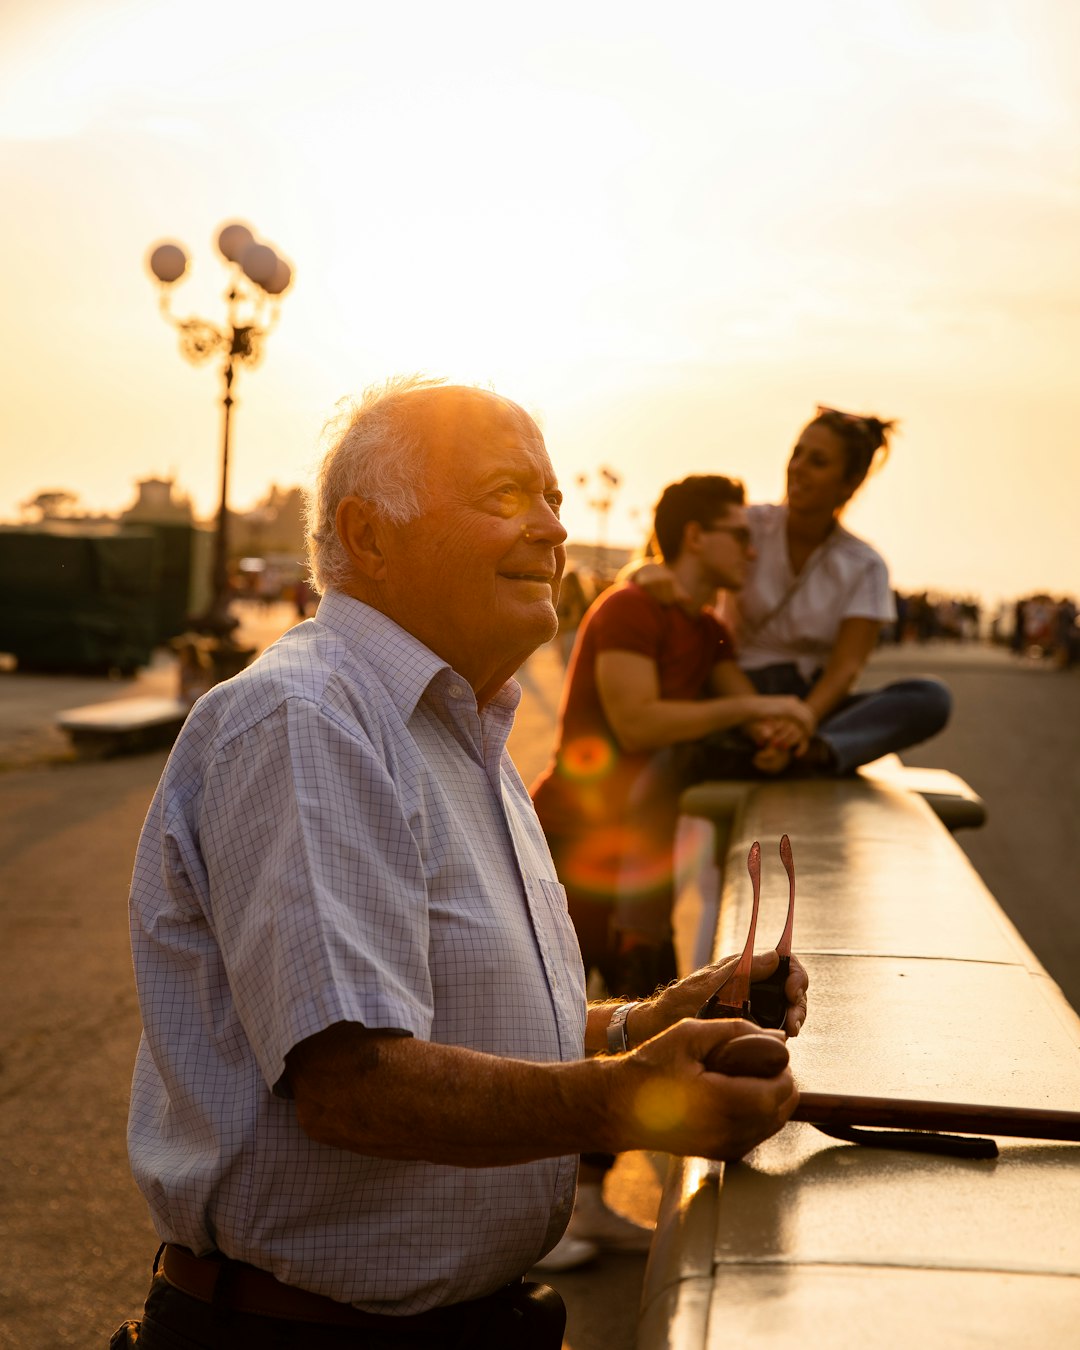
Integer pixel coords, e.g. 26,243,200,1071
113,1268,566,1350
745,663,952,775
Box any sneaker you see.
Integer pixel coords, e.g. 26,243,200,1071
566,1184,655,1254
531,1233,599,1272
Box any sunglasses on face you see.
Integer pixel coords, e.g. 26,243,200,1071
701,523,752,549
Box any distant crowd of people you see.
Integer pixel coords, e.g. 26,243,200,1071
888,592,981,644
560,579,1079,671
1003,594,1080,668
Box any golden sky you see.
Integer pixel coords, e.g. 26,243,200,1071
1,0,1077,602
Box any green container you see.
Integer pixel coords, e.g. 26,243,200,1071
0,529,162,673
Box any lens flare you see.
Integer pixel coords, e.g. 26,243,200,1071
560,824,676,900
560,735,616,782
634,1078,689,1133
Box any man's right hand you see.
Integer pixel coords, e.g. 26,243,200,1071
604,1018,798,1161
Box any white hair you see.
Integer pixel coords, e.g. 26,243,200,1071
304,375,447,594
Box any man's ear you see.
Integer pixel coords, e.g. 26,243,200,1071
336,496,387,580
682,520,704,554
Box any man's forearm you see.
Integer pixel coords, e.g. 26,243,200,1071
292,1030,620,1166
610,694,777,752
288,1018,798,1167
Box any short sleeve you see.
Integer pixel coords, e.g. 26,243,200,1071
841,550,897,624
194,699,433,1092
588,586,666,660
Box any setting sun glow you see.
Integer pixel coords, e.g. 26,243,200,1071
2,0,1077,603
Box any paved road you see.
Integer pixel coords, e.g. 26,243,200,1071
0,752,163,1348
1,628,1075,1348
867,641,1080,1012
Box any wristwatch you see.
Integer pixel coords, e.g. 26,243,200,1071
606,1002,637,1054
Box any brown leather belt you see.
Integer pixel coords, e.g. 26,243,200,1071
161,1243,519,1329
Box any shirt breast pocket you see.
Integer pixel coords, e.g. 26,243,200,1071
537,878,587,1007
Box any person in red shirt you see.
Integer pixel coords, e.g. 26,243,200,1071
533,473,812,994
530,475,812,1263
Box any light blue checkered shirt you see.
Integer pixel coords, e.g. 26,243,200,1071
127,590,586,1313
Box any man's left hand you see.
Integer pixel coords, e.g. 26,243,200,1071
625,951,808,1048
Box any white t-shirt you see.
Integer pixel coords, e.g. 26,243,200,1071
736,503,897,680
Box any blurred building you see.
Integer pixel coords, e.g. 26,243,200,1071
121,476,194,524
232,484,306,560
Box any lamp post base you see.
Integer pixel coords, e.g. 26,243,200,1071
174,623,256,707
192,594,241,642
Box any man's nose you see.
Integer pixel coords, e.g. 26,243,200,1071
525,498,568,545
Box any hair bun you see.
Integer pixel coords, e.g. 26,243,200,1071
815,406,896,452
811,406,897,489
861,416,895,452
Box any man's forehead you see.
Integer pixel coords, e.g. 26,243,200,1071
414,386,539,439
414,387,551,475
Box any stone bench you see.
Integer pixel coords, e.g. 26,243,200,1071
56,696,190,758
640,771,1080,1348
857,753,986,831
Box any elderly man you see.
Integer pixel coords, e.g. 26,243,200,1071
116,379,805,1350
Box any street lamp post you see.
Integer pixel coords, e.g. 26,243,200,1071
575,465,622,579
146,221,293,661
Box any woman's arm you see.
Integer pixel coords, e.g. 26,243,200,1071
615,562,693,610
804,616,882,723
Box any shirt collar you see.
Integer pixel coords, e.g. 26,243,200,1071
315,589,521,725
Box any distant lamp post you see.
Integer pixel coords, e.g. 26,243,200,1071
146,221,293,652
576,465,622,577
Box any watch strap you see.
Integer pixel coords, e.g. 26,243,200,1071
606,1002,637,1054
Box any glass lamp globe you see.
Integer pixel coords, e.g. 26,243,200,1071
241,242,279,288
148,242,188,285
217,222,255,264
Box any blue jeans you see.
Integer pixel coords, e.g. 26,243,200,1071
745,663,952,774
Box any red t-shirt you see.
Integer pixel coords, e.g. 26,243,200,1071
531,583,734,832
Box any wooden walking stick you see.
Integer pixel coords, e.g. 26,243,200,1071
697,835,1080,1152
794,1092,1080,1143
705,1052,1080,1155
